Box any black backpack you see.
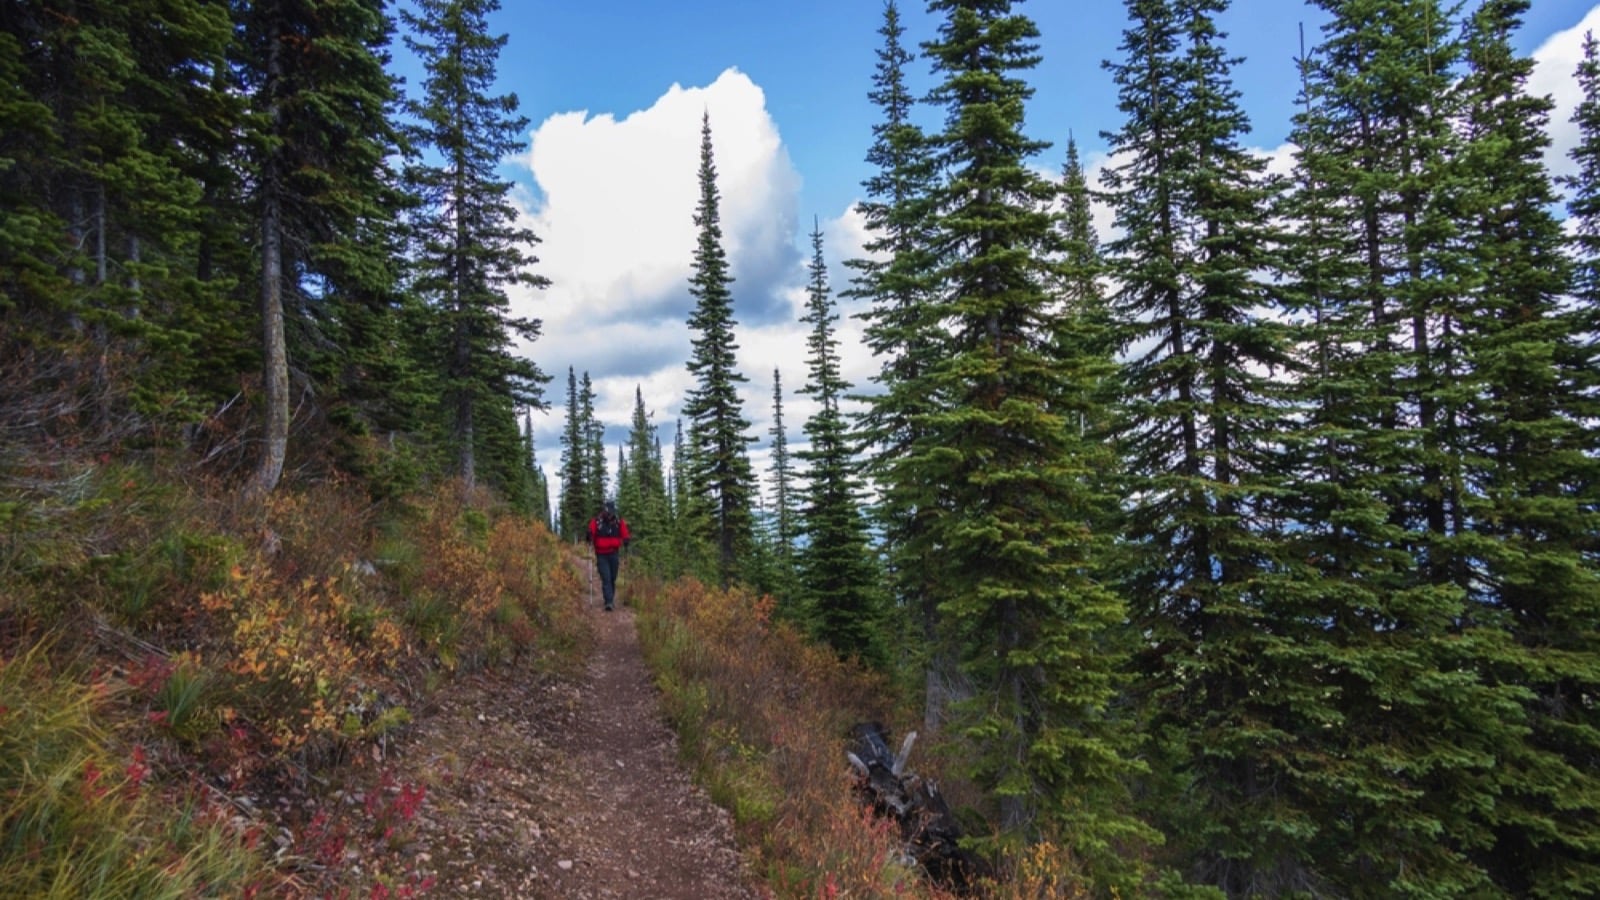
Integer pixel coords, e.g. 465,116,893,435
596,515,620,539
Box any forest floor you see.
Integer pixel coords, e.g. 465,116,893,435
359,600,760,899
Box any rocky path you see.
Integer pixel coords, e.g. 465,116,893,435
382,602,758,898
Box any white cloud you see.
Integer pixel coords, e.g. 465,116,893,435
502,68,883,501
1532,4,1600,182
506,68,810,473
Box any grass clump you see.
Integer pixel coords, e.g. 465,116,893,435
0,642,269,899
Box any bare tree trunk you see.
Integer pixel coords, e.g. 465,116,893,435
246,18,289,502
246,189,288,500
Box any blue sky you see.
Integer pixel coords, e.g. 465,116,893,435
487,0,1591,224
391,0,1600,493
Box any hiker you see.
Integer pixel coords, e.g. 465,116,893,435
586,499,630,611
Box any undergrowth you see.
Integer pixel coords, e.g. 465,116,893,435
632,579,1104,899
632,577,945,898
0,641,267,899
0,451,589,898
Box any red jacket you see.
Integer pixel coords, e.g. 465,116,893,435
587,514,630,555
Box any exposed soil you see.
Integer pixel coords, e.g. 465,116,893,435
373,601,759,898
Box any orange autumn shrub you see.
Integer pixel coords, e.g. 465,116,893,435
634,577,954,899
396,484,590,672
484,513,590,666
175,481,587,762
198,562,403,755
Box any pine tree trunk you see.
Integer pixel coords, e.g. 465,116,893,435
246,189,287,500
246,16,289,502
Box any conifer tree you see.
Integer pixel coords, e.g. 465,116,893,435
1456,4,1600,892
668,417,707,579
0,7,70,320
0,0,244,420
681,112,757,587
766,369,798,602
1270,1,1531,893
620,386,669,574
615,399,641,536
401,0,549,492
744,494,785,600
914,0,1151,880
523,408,551,526
1054,136,1113,368
846,0,950,728
795,222,880,664
1569,32,1600,385
236,0,405,498
558,367,588,539
1052,134,1121,526
1100,0,1307,889
580,371,607,510
615,441,626,505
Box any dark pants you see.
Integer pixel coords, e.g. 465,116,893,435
595,552,620,608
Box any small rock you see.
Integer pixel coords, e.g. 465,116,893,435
558,860,574,871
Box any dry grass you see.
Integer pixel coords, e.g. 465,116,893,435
0,640,270,898
633,577,963,898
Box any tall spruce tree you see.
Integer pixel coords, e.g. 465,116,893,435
1100,0,1306,890
0,6,70,321
767,369,798,578
0,0,244,422
764,366,796,602
1271,1,1531,893
1573,31,1600,333
401,0,548,492
681,112,756,587
615,442,626,509
795,221,880,664
1456,3,1600,893
1051,134,1121,528
1053,136,1114,369
523,407,551,526
619,386,669,574
846,0,951,728
580,371,607,509
668,417,705,579
558,367,588,538
914,0,1151,881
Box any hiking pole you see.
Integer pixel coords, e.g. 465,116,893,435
588,554,594,608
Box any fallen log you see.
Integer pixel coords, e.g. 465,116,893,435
848,722,983,893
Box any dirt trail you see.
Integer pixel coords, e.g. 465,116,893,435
386,601,758,898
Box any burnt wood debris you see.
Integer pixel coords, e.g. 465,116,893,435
848,722,982,892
